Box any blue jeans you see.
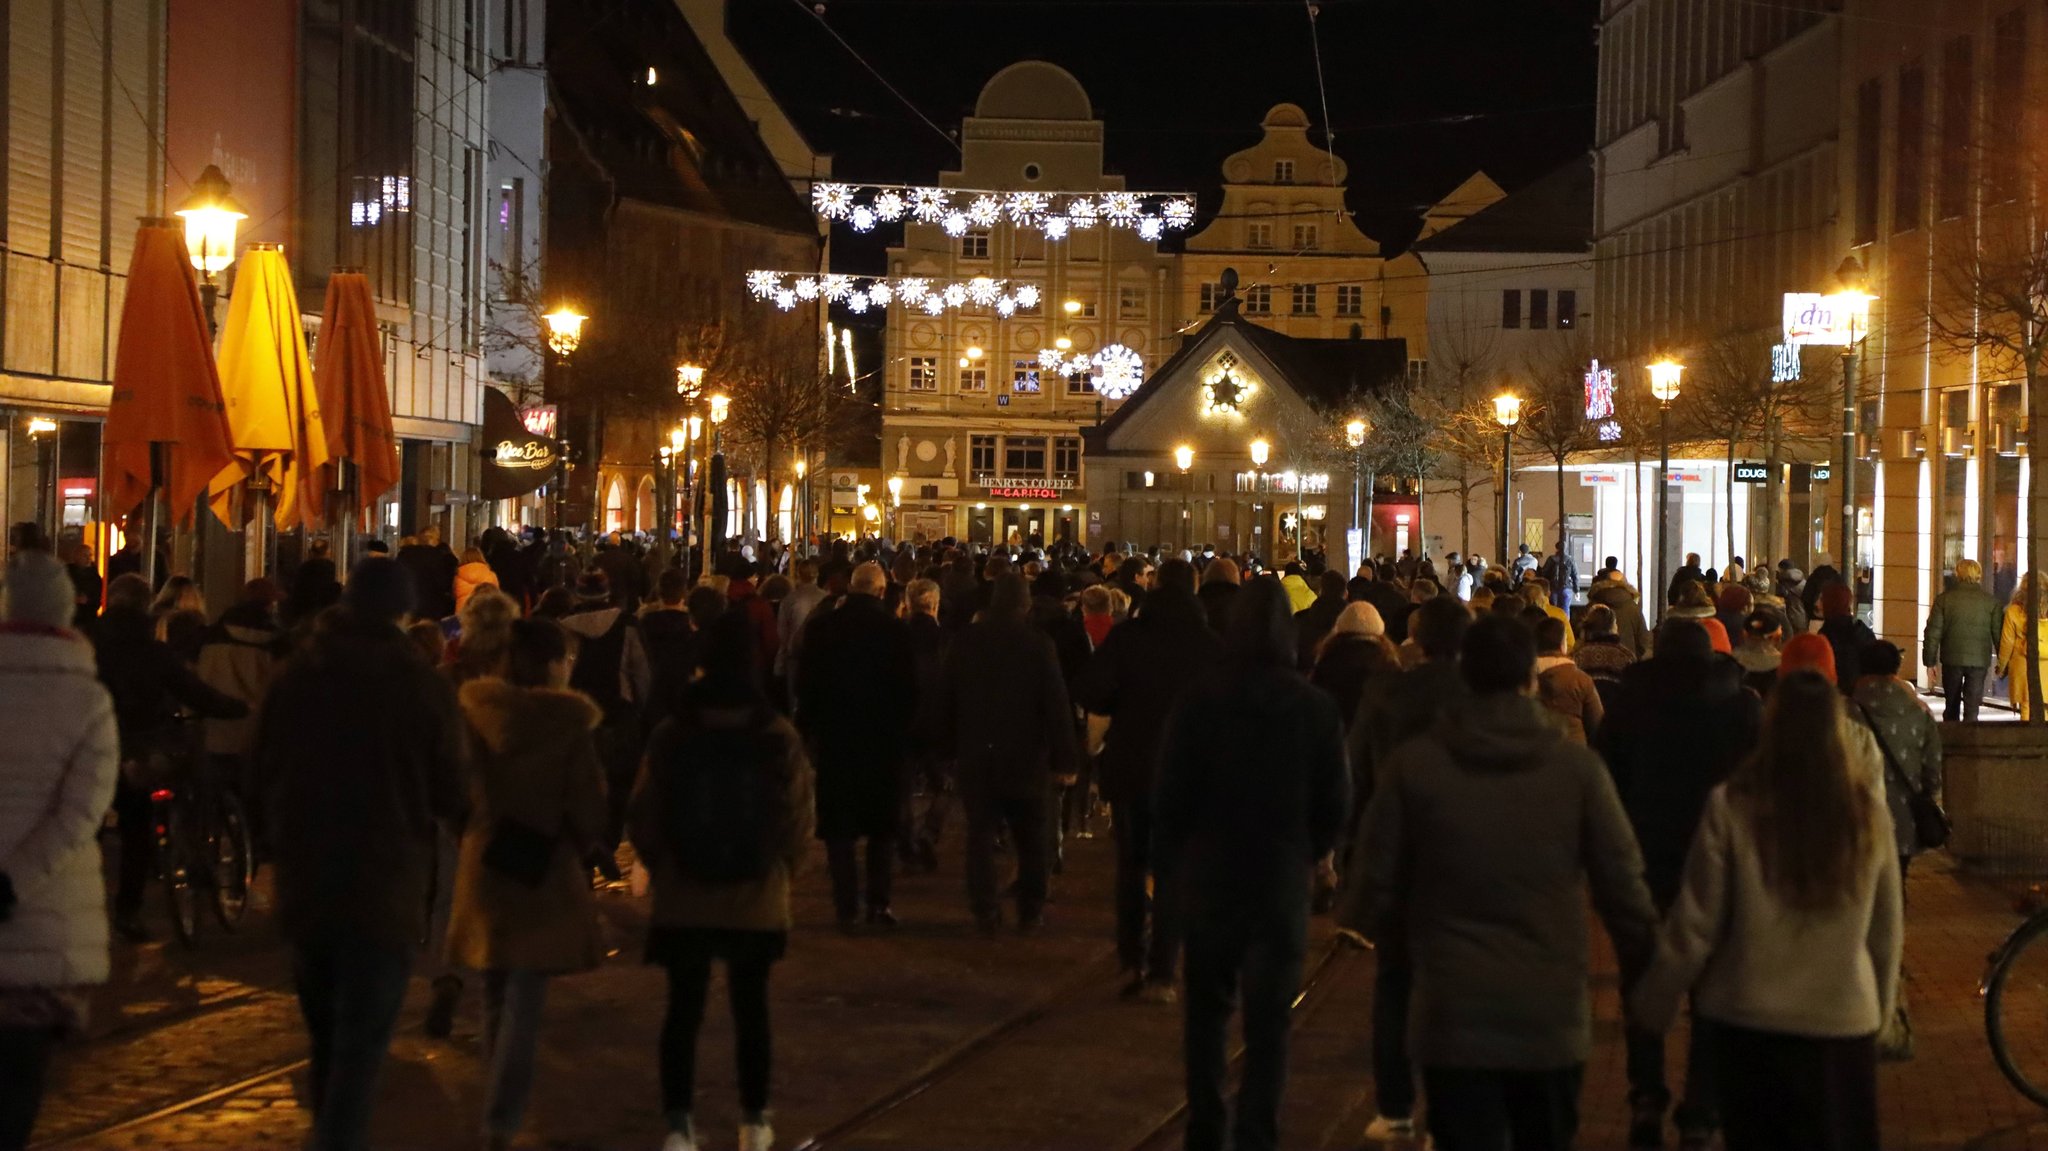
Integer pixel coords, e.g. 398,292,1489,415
293,935,414,1151
481,970,549,1139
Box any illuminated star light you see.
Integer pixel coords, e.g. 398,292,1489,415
1163,197,1196,228
1039,348,1066,372
1014,284,1042,309
1100,192,1141,224
1005,191,1049,224
909,187,949,223
896,278,931,304
942,283,969,308
820,274,853,301
967,276,1001,306
867,281,895,306
1136,215,1164,242
873,190,907,221
921,295,946,316
1090,344,1145,400
774,288,797,311
995,297,1017,317
793,277,820,300
812,182,854,219
846,291,870,313
1042,217,1070,241
1066,198,1098,229
967,195,1002,228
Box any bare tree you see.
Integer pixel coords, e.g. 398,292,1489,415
1359,378,1436,562
1516,334,1598,553
1419,323,1500,556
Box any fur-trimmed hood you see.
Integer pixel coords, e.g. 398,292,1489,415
458,677,602,757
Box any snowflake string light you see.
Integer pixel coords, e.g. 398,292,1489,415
896,278,930,304
846,291,870,314
1136,215,1165,242
995,296,1018,318
745,270,779,298
941,211,970,237
1100,192,1141,224
820,274,853,301
1039,348,1066,372
848,206,876,233
1042,217,1069,241
1163,198,1196,229
1067,198,1098,229
1005,191,1048,224
793,277,820,301
942,283,969,308
921,295,946,316
967,276,1001,306
867,282,894,306
966,195,1002,228
811,182,854,220
1090,344,1145,400
909,188,949,223
1014,284,1042,309
775,289,798,311
873,190,907,222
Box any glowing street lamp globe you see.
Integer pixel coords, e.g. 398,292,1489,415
1174,445,1195,473
1250,439,1270,468
1492,393,1523,429
543,307,588,357
708,394,731,424
1648,359,1685,405
1345,419,1368,449
175,165,247,278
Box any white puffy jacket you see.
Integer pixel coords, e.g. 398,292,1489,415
0,626,120,988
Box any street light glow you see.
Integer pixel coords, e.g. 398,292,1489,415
1492,393,1523,428
1648,359,1685,404
543,307,588,357
1345,419,1368,448
708,393,731,424
676,362,706,395
1174,444,1194,472
175,164,247,278
1063,299,1084,316
1250,438,1270,468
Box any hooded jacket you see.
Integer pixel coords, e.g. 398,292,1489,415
1074,589,1221,804
1587,579,1651,657
0,627,119,988
1595,652,1762,903
453,560,500,615
446,679,607,972
195,603,285,758
937,599,1081,802
1851,675,1944,858
1343,693,1657,1069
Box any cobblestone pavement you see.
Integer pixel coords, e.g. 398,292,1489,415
31,831,2048,1149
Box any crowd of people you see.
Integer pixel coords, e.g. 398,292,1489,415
0,518,1992,1151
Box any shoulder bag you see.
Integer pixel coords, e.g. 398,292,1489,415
1855,702,1950,851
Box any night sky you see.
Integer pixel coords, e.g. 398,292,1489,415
729,0,1601,268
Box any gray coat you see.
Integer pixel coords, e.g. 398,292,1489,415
1851,676,1944,858
1924,581,2002,669
1343,693,1658,1069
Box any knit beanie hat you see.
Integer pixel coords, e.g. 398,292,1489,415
1780,633,1836,681
1332,600,1386,639
3,551,75,629
1697,617,1733,655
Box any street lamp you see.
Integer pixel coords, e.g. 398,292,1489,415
1249,438,1269,553
1648,359,1685,618
540,306,588,532
676,361,705,397
887,474,904,540
1830,255,1874,572
1492,393,1523,570
703,393,730,560
1346,418,1369,566
1064,299,1084,317
1174,444,1194,552
542,307,587,357
175,165,247,336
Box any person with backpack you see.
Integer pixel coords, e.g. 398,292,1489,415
560,570,651,854
445,618,606,1151
629,613,815,1151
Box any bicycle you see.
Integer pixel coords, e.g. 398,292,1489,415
149,752,255,948
1982,885,2048,1106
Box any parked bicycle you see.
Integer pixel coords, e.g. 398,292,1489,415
143,722,255,948
1982,885,2048,1106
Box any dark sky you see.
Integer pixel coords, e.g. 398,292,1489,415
728,0,1601,270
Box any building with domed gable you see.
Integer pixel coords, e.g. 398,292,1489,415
1083,269,1409,564
881,62,1175,548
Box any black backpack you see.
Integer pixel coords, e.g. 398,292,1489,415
660,707,784,883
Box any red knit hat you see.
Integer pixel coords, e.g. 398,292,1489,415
1780,633,1837,681
1698,617,1733,655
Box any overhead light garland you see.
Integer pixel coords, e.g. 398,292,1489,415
806,181,1197,240
1036,342,1146,400
745,270,1043,316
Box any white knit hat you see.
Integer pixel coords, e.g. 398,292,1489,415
4,551,76,628
1333,600,1386,639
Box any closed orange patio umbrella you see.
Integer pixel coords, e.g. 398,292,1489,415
103,220,237,556
311,269,399,569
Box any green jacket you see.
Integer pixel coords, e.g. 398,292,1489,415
1924,582,2002,668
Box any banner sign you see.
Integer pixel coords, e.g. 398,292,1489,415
1579,471,1620,486
1584,360,1616,421
1734,462,1769,484
1666,470,1705,485
481,389,557,500
1783,292,1870,346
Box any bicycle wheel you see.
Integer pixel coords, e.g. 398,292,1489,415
1986,911,2048,1107
210,790,253,930
163,798,201,948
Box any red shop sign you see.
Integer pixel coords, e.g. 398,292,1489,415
988,486,1060,500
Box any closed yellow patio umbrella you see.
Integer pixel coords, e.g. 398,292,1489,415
208,244,331,538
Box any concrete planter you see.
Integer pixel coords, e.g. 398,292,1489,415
1943,722,2048,875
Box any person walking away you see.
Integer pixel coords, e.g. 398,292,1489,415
1197,556,1242,634
1540,541,1579,609
1817,583,1875,696
0,553,119,1149
1630,671,1901,1151
1731,610,1786,698
256,559,467,1151
1571,603,1636,704
561,570,652,855
1308,603,1397,731
93,574,248,942
1851,641,1940,1058
1588,569,1652,658
1668,553,1707,606
936,573,1081,934
1535,615,1603,744
773,558,826,701
1294,571,1349,671
397,525,459,621
1999,573,2048,720
640,569,701,726
454,547,501,616
794,562,915,929
194,580,287,827
1335,594,1473,1143
446,618,606,1150
1596,618,1762,1148
1510,543,1539,586
901,579,953,873
1076,559,1221,998
630,613,814,1151
1155,578,1349,1151
1349,615,1658,1151
1924,558,2002,720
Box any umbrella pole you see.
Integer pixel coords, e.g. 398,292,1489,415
140,443,167,589
245,476,274,582
333,460,356,580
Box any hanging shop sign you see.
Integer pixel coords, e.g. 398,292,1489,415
481,389,557,500
974,474,1076,491
1583,360,1617,421
1782,292,1871,346
1579,470,1620,486
1771,343,1802,383
1810,466,1833,481
1734,462,1770,484
519,403,558,438
1665,470,1706,485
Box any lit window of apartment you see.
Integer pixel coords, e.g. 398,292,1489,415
1501,290,1522,330
1335,284,1363,316
1011,361,1041,394
958,365,988,392
961,231,990,259
1292,222,1319,250
908,356,937,391
1247,222,1273,248
1244,285,1272,314
1291,284,1318,315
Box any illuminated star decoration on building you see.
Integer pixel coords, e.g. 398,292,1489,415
794,182,1195,239
744,271,1043,316
1200,357,1256,417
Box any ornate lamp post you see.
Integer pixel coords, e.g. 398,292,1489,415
1346,418,1369,565
175,164,246,336
1250,437,1270,556
541,307,587,533
1648,359,1686,619
1174,444,1194,553
1492,393,1523,570
706,392,730,561
1829,256,1874,571
887,474,905,540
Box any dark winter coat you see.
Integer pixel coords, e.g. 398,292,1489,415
1340,693,1657,1069
257,610,468,949
1155,661,1350,933
1924,581,2002,669
1595,652,1761,904
1820,616,1878,694
1361,581,1412,644
907,613,953,753
1309,633,1398,735
1586,581,1651,658
794,594,915,838
1293,593,1347,671
1346,658,1467,813
638,606,699,725
1198,580,1240,635
935,614,1080,802
396,542,458,620
1073,589,1221,804
92,606,248,761
1851,676,1944,859
1028,593,1093,691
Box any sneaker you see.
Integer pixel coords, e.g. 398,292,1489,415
661,1129,698,1151
423,974,462,1039
1363,1114,1414,1141
1135,981,1177,1005
738,1119,774,1151
1629,1097,1666,1148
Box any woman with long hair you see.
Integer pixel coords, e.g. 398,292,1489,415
1998,572,2048,720
1631,670,1901,1150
